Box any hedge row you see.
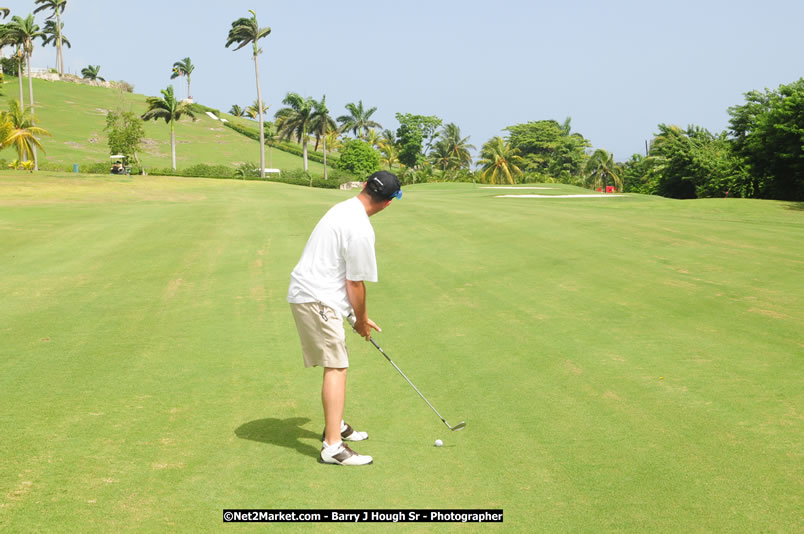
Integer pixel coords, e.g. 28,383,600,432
221,121,338,166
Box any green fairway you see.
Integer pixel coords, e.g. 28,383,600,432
0,77,324,175
1,173,801,532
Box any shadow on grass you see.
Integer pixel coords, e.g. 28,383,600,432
235,417,321,459
786,202,804,211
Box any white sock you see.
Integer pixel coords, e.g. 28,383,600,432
323,440,343,452
340,420,348,432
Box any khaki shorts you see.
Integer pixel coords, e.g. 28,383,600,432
290,302,349,368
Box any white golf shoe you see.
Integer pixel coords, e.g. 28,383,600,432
321,421,368,442
319,442,373,466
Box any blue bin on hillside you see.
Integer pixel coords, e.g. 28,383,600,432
73,164,79,173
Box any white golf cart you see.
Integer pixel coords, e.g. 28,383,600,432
109,155,131,175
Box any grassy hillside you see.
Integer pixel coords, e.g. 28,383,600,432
0,76,325,175
1,174,801,532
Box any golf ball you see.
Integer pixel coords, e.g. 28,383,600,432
435,439,443,447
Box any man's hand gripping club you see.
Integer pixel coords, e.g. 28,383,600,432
345,279,381,341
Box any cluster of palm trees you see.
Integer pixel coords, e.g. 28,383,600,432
0,1,68,170
228,88,479,182
228,100,268,120
139,10,271,173
475,137,622,187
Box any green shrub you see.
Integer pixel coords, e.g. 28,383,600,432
82,162,114,175
146,164,234,179
181,163,234,178
336,139,380,177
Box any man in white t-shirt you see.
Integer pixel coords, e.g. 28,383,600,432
288,171,402,466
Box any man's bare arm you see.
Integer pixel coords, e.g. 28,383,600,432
346,280,381,340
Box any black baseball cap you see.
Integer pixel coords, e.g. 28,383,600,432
366,171,402,200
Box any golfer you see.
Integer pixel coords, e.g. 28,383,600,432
288,171,402,466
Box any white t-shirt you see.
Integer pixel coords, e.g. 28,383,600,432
287,197,377,316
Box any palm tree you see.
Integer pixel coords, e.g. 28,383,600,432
5,15,43,169
437,123,474,169
274,92,315,172
324,130,343,156
141,85,196,170
0,8,10,18
80,64,104,81
229,104,245,117
429,141,457,173
170,57,195,100
0,99,50,163
41,19,70,62
337,100,381,139
246,99,269,119
379,142,399,171
33,0,66,75
309,95,337,180
378,129,396,147
584,149,622,191
364,128,381,148
477,136,524,184
225,10,271,178
377,129,398,170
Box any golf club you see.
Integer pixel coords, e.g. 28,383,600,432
347,314,466,432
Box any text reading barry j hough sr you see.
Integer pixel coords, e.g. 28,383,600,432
222,509,504,523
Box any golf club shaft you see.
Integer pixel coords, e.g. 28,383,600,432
347,315,461,430
367,337,451,425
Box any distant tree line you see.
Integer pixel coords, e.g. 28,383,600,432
1,2,798,201
621,78,803,200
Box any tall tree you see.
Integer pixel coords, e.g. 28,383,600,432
477,136,524,184
274,92,314,171
429,141,457,172
0,99,50,162
141,85,196,170
105,110,144,170
80,64,103,81
728,78,804,200
337,100,381,139
646,123,742,199
225,10,271,178
40,19,70,63
170,57,195,100
33,0,66,75
433,123,474,170
309,95,337,179
584,149,622,191
395,113,442,169
505,118,590,181
5,15,43,169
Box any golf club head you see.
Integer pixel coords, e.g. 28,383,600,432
449,421,466,431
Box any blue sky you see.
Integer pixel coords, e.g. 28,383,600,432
6,0,804,161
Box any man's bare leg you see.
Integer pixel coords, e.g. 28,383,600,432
322,367,347,445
